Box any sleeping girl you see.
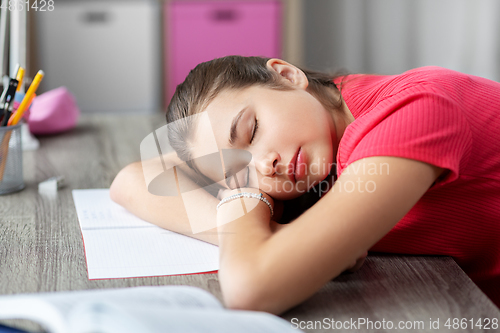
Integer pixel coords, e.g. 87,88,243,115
110,56,500,314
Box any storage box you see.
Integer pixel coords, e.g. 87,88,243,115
165,0,282,103
36,1,161,113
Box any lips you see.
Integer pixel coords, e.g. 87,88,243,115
288,147,305,183
287,148,300,183
296,148,306,181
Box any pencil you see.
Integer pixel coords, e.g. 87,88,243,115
8,70,44,126
15,67,24,92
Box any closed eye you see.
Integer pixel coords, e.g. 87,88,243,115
250,118,259,144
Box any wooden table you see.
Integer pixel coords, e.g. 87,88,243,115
1,114,499,332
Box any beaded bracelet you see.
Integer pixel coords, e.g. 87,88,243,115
216,192,274,217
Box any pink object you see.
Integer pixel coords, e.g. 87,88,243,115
28,87,80,135
165,0,282,104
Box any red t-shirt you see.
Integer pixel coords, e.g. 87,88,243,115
336,67,500,307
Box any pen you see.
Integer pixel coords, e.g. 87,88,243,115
0,81,9,105
8,70,44,126
1,65,21,104
1,103,13,126
0,77,16,106
0,78,19,126
0,86,7,121
0,66,21,122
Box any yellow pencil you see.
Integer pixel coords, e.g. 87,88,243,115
15,67,25,92
8,70,44,126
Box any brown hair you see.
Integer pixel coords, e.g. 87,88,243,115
166,55,344,169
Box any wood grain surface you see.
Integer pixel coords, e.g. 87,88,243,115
0,114,498,332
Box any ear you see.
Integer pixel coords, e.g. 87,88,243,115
266,58,308,90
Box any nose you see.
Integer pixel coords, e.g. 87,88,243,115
257,151,280,177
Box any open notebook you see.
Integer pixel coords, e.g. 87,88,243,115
72,189,219,279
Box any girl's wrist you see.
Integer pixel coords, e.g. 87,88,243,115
217,188,275,219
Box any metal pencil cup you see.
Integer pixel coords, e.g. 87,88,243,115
0,124,25,195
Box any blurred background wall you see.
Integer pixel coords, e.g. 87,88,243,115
303,0,500,81
15,0,500,113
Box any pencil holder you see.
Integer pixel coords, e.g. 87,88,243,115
0,124,24,195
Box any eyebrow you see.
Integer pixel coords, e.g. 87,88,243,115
228,107,248,147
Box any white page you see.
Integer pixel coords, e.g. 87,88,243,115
72,189,219,279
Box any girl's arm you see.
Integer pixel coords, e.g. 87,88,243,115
216,156,444,314
110,157,221,245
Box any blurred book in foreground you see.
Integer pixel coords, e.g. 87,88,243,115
0,286,300,333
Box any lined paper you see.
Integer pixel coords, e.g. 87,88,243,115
72,189,219,279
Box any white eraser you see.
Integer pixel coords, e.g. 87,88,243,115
38,176,65,193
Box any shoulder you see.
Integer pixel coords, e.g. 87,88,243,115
349,66,472,98
362,66,470,113
395,67,495,102
396,66,469,84
337,69,473,187
339,67,467,119
341,66,464,88
403,66,458,77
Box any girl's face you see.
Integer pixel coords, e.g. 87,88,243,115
192,84,348,200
